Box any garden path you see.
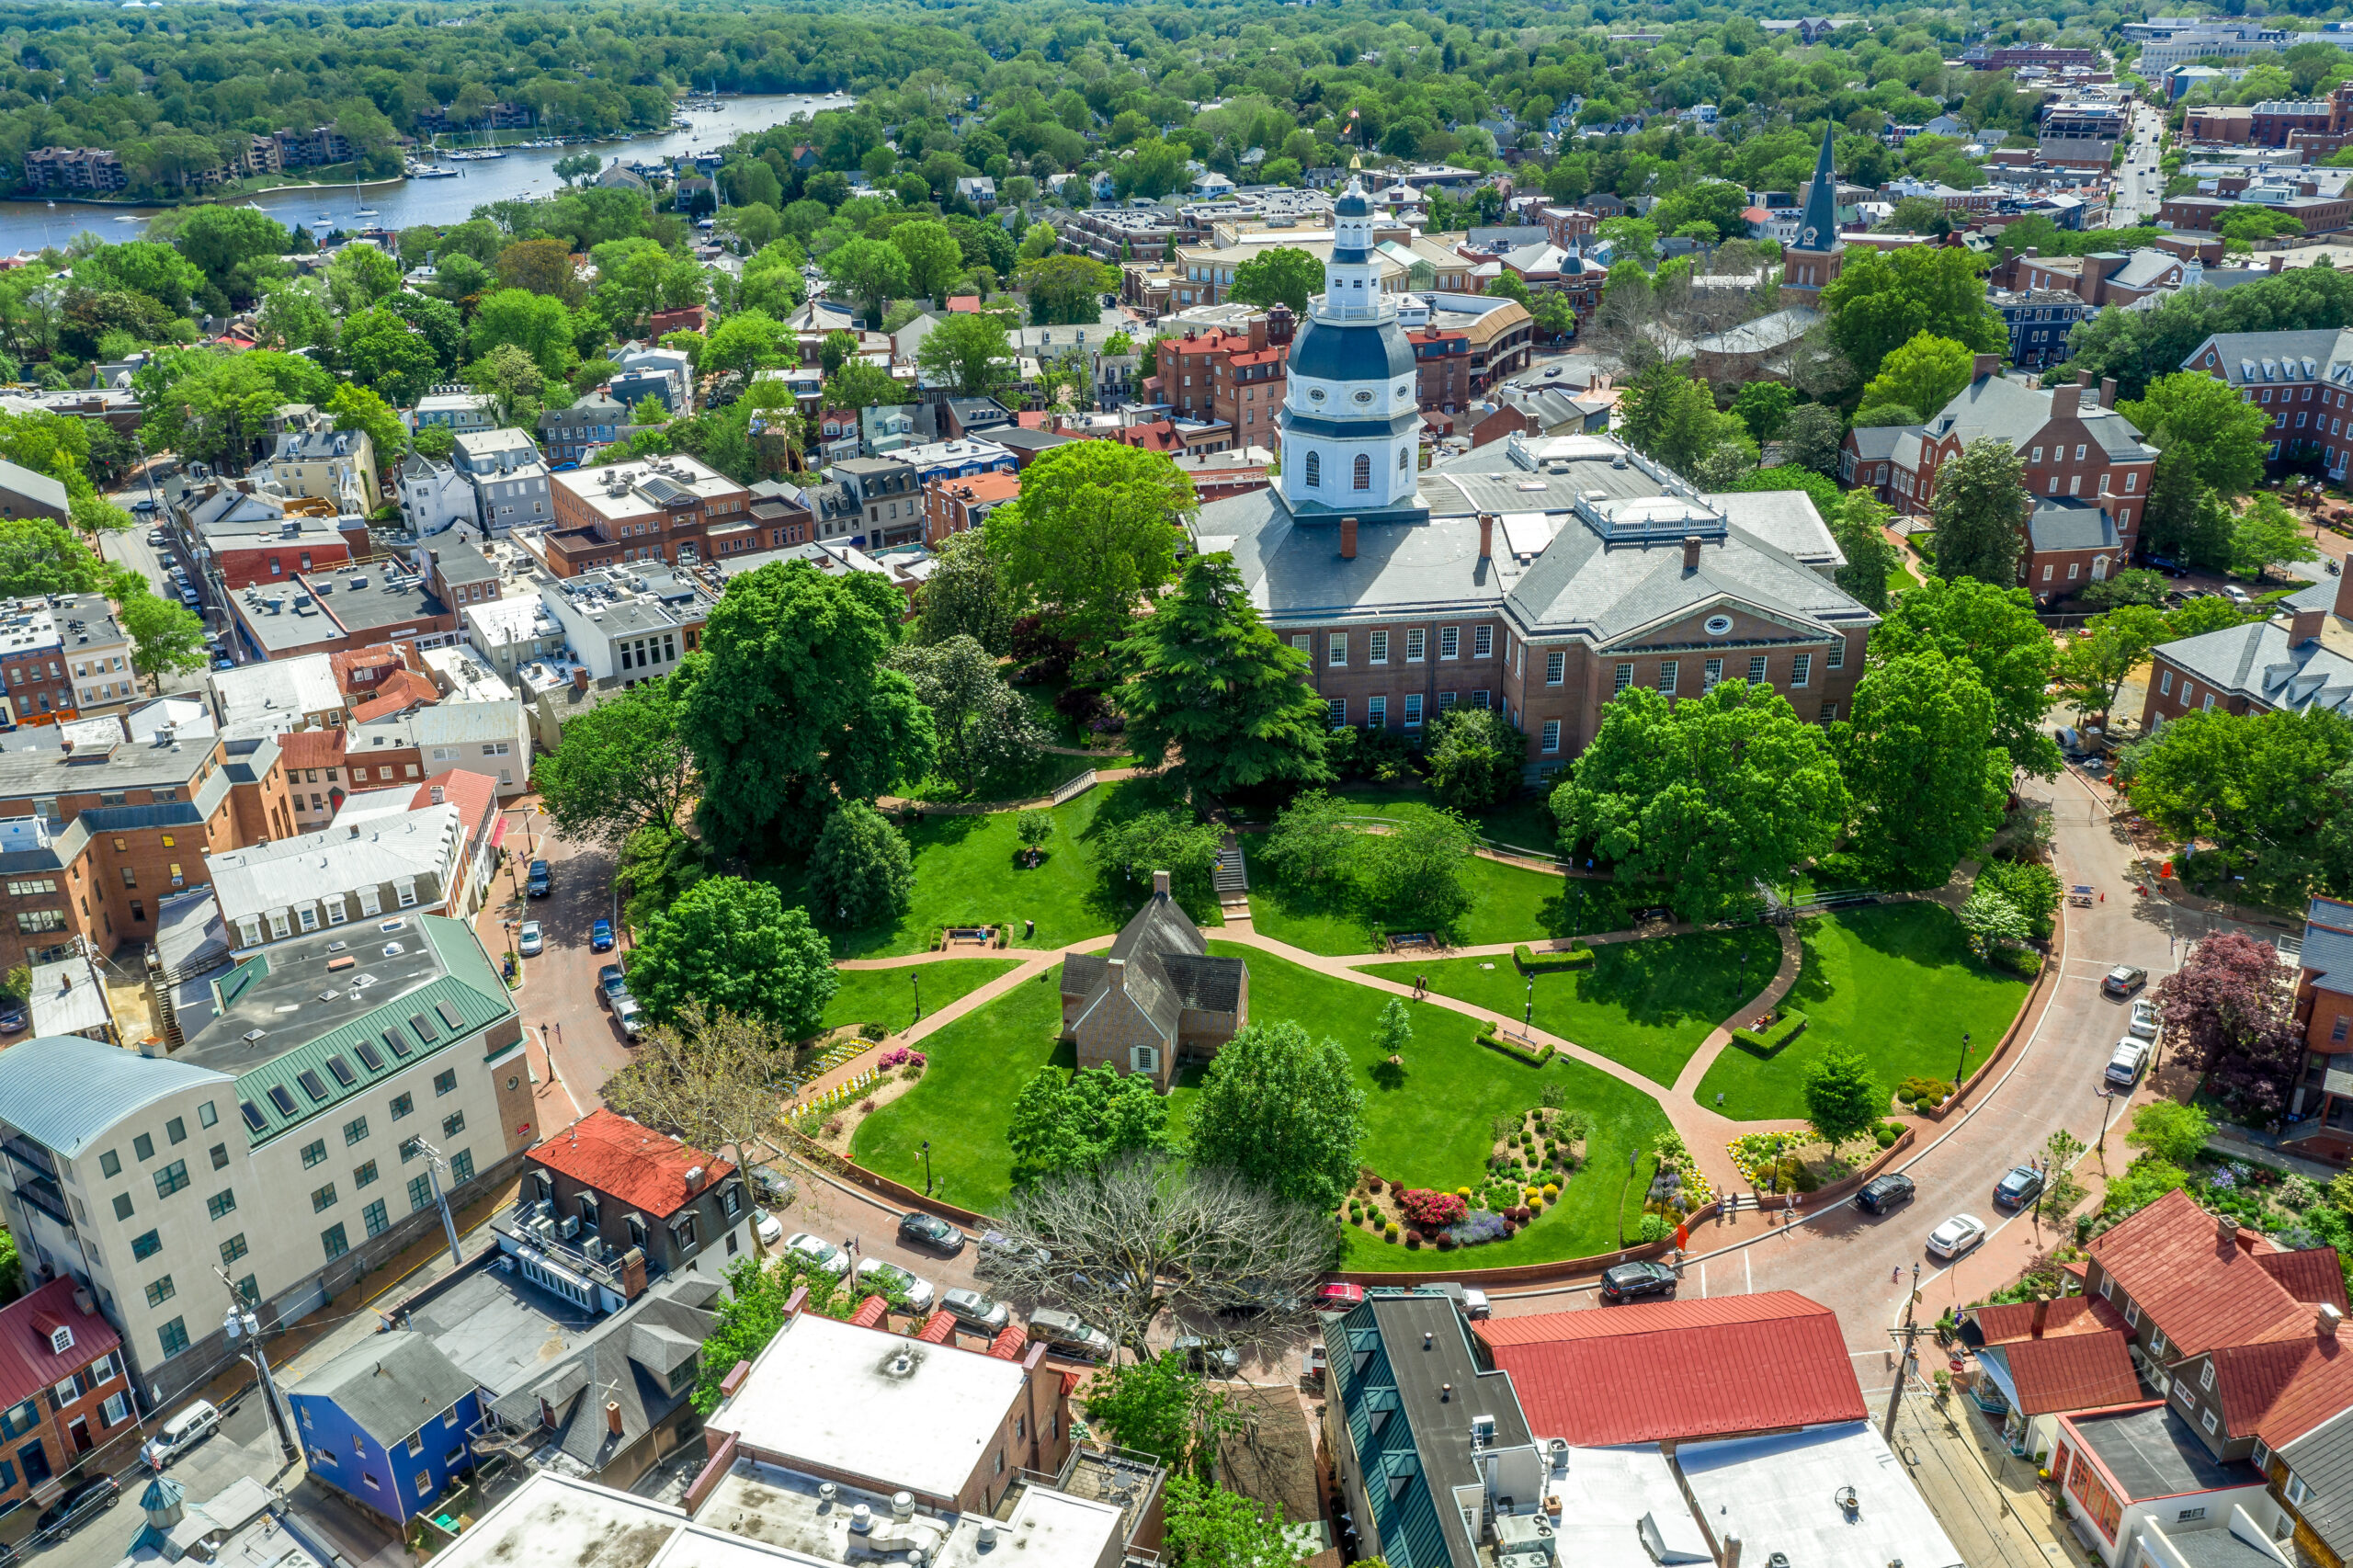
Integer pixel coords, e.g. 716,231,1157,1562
1669,922,1805,1105
874,767,1146,815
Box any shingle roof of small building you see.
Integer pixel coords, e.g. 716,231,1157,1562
295,1330,476,1448
2156,619,2353,716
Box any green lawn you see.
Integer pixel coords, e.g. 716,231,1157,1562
769,776,1218,959
850,973,1067,1212
1363,926,1784,1087
1888,557,1924,595
1692,903,2030,1120
848,940,1675,1265
1248,850,1608,956
821,959,1022,1034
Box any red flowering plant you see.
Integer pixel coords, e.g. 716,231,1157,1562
1397,1188,1468,1230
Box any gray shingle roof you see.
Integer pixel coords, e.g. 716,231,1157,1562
1847,425,1915,463
1063,892,1244,1042
2158,620,2353,716
2302,897,2353,999
2182,327,2353,387
2028,498,2122,552
295,1329,476,1449
2280,1403,2353,1559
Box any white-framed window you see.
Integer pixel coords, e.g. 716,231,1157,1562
1404,694,1423,727
1747,655,1767,684
2159,669,2174,696
1368,696,1387,726
100,1392,129,1426
1329,634,1347,666
268,910,291,941
1437,691,1457,711
2253,1438,2269,1471
2099,1275,2112,1299
1614,663,1633,691
2126,1299,2141,1327
1540,721,1561,753
2290,1474,2311,1506
1702,657,1722,690
2200,1360,2214,1390
2201,1410,2218,1436
1791,653,1812,687
1326,699,1346,727
1370,631,1388,665
325,895,347,926
1826,642,1843,670
1290,634,1310,652
1440,627,1460,660
1406,629,1426,662
1131,1044,1159,1076
1659,661,1678,694
396,879,418,908
297,903,320,933
1473,626,1492,659
46,1326,72,1355
360,886,382,916
2042,565,2054,583
1545,650,1564,685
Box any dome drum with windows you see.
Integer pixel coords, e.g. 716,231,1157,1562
1275,177,1428,525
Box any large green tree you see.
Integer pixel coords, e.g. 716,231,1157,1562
915,310,1017,398
1424,707,1529,815
1803,1047,1883,1146
1869,575,2059,776
914,530,1015,654
1007,1062,1176,1187
1856,332,1973,426
2052,605,2170,722
1617,360,1749,475
1116,552,1330,795
1830,491,1903,613
1162,1478,1301,1568
823,237,911,325
534,676,695,847
2123,707,2353,889
1186,1018,1365,1211
2230,494,2323,581
885,634,1048,793
0,518,108,599
1227,246,1321,315
986,441,1194,655
806,800,916,928
1927,437,2027,587
1552,681,1847,922
676,562,937,858
1819,244,2005,382
2117,372,2271,498
341,306,441,407
626,876,837,1037
1834,652,2011,887
892,219,967,301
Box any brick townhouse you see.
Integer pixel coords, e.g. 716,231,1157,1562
922,470,1021,547
2288,895,2353,1165
0,1278,134,1509
2182,325,2353,481
541,454,750,579
2142,576,2353,736
1152,312,1296,442
1837,359,2158,594
2161,192,2353,234
0,713,297,970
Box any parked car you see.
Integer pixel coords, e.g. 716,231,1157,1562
1415,1280,1491,1319
0,1003,24,1035
597,964,629,1006
517,921,543,957
898,1210,966,1254
1926,1213,1987,1260
753,1167,795,1206
1995,1165,2046,1210
2223,585,2254,606
1598,1261,1677,1303
1315,1282,1367,1312
590,918,615,952
2129,998,2162,1040
2107,1037,2151,1089
856,1258,938,1312
752,1209,784,1246
1217,1278,1302,1318
783,1233,849,1277
2102,965,2149,998
1173,1335,1242,1377
35,1473,119,1540
142,1399,221,1468
613,995,645,1040
975,1230,1048,1277
130,497,155,514
527,859,551,898
1856,1173,1915,1215
940,1287,1009,1335
1028,1307,1113,1360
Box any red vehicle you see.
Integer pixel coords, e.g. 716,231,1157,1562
1316,1282,1366,1311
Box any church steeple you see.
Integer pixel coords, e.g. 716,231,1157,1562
1781,125,1846,309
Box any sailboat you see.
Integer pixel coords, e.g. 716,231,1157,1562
351,160,376,222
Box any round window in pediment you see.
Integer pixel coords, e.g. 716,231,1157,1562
1704,615,1733,636
1309,387,1327,402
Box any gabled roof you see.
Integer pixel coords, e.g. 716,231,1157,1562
1847,425,1915,463
0,1277,119,1409
1967,1294,2130,1345
2087,1187,2346,1358
1981,1331,2141,1415
2279,1404,2353,1557
294,1329,475,1448
2029,497,2123,553
2156,619,2353,717
2303,896,2353,997
1474,1290,1866,1446
529,1108,734,1221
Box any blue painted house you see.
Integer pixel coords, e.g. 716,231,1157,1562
289,1330,481,1526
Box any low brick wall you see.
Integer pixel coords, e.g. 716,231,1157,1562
801,1138,995,1229
1920,951,2058,1121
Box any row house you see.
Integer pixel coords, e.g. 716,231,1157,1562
177,488,366,589
22,148,127,193
921,470,1021,548
0,1278,132,1511
1153,313,1296,438
542,454,749,577
2184,326,2353,479
1,595,132,731
1992,287,2096,370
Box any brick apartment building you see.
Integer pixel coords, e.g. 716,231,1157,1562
178,489,368,590
2182,325,2353,478
2161,192,2353,233
2141,577,2353,733
1153,312,1297,443
922,470,1021,547
22,148,127,193
0,1278,134,1508
542,455,751,578
0,714,297,969
0,596,132,731
2289,894,2353,1163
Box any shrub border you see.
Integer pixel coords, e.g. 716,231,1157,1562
1476,1025,1555,1066
1729,1010,1809,1053
1512,942,1595,973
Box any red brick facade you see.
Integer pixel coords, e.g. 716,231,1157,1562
0,1279,133,1511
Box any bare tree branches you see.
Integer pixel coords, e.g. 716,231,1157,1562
602,1002,792,1188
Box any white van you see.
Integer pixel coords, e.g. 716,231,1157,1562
142,1400,221,1467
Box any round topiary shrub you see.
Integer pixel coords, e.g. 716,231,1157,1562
1405,1233,1422,1249
1436,1233,1457,1250
1385,1221,1400,1240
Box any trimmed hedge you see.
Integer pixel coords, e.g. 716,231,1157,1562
1992,945,2044,979
1730,1009,1809,1053
1476,1026,1555,1066
1513,942,1596,973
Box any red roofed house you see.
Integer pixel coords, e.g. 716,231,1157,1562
2083,1187,2349,1467
1962,1295,2143,1459
922,469,1021,548
520,1109,756,1291
0,1277,132,1508
280,724,352,835
1473,1290,1868,1449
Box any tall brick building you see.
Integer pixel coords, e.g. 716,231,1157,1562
1153,310,1296,449
544,455,752,578
0,1278,133,1508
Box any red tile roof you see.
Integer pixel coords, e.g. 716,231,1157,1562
331,644,406,694
528,1109,733,1220
847,1296,890,1329
1115,421,1181,452
915,1311,958,1345
2086,1187,2344,1358
351,669,440,723
2211,1324,2353,1447
0,1278,120,1409
409,769,498,834
1971,1296,2131,1345
1473,1290,1866,1447
2256,1248,2348,1308
987,1325,1029,1361
1995,1332,2142,1415
278,728,347,769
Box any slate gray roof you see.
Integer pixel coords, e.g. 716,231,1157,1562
2112,250,2181,290
1060,889,1244,1042
0,459,70,514
295,1330,476,1448
2028,498,2122,552
0,1035,232,1158
2182,327,2353,387
2302,897,2353,998
1687,304,1822,358
2156,619,2353,716
1847,425,1914,463
2279,1403,2353,1559
1925,373,2157,462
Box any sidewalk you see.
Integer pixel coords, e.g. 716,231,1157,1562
1890,1390,2097,1568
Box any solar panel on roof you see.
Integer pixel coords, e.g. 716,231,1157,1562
355,1041,385,1072
267,1085,298,1116
384,1028,412,1059
297,1070,330,1102
410,1012,440,1042
326,1056,357,1087
240,1101,267,1132
436,1001,465,1032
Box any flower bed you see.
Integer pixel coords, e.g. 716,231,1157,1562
1729,1009,1808,1053
1477,1025,1555,1066
1894,1075,1952,1112
1513,942,1596,973
1340,1105,1584,1252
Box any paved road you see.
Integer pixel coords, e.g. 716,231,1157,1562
18,1387,295,1568
2108,99,2166,228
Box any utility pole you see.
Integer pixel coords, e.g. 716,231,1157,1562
408,1137,467,1268
1881,1260,1924,1443
218,1271,299,1464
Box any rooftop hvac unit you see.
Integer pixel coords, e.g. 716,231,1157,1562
559,1216,580,1239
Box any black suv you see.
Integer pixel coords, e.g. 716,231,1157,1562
1995,1165,2046,1210
526,859,551,898
898,1210,966,1254
1599,1260,1677,1303
1857,1174,1915,1215
37,1472,119,1540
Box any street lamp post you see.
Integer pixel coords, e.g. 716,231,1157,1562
912,971,921,1025
2096,1085,2120,1163
1523,975,1535,1041
219,1274,298,1463
921,1140,933,1195
1954,1031,1972,1086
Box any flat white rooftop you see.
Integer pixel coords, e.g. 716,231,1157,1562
1547,1445,1711,1567
714,1311,1028,1503
1677,1422,1966,1568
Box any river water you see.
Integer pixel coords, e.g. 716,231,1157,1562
0,92,846,255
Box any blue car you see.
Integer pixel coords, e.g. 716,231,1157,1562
591,917,615,952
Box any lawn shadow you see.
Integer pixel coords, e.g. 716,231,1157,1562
1572,929,1780,1031
1840,901,1980,975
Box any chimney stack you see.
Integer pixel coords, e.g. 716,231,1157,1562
2051,381,2082,420
1267,303,1296,346
1682,535,1703,573
2217,1210,2240,1247
1249,316,1269,352
2291,601,2327,644
2030,1296,2050,1339
1478,513,1495,560
1152,869,1170,900
2100,377,2118,410
1972,352,2002,381
573,666,590,692
1341,517,1358,560
1723,1538,1742,1568
606,1401,623,1437
2322,1303,2344,1339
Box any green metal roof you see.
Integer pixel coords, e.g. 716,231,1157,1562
233,916,513,1150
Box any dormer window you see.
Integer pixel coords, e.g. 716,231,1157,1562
48,1326,72,1355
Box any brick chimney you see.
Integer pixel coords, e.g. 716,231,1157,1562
2051,381,2082,420
2291,599,2328,644
2029,1296,2049,1339
1478,513,1494,560
621,1245,648,1301
1341,517,1358,560
1249,316,1269,352
1267,303,1296,346
1682,535,1702,573
572,666,590,692
2216,1210,2240,1247
606,1401,623,1437
1152,869,1170,900
2336,562,2353,621
2271,254,2286,274
1972,352,2002,381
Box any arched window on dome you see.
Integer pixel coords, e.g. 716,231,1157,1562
1398,447,1410,472
1304,450,1321,488
1353,453,1371,490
